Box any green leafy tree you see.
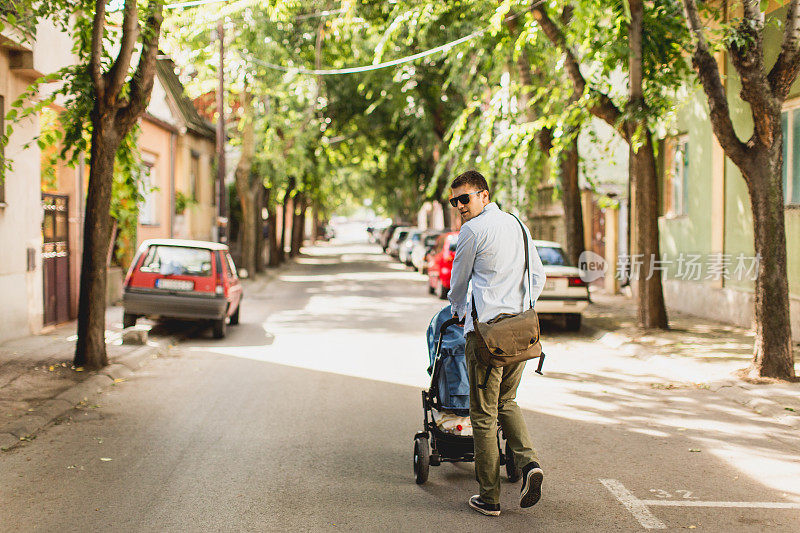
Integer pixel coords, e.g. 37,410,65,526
531,0,691,329
680,0,799,379
2,0,164,369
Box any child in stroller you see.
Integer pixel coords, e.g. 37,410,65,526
413,305,522,484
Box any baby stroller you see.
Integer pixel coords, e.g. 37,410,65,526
413,305,522,485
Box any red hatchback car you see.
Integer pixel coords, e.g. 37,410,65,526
122,239,243,338
427,231,459,299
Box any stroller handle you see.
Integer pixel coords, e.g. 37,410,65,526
439,316,464,334
433,316,464,366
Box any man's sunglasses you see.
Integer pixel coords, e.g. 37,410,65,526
449,190,485,208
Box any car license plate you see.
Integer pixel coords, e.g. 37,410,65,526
156,279,194,291
544,280,556,291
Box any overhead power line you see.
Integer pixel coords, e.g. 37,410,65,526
241,6,542,76
164,0,240,9
246,29,483,76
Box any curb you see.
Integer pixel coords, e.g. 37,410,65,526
0,343,163,452
584,318,800,430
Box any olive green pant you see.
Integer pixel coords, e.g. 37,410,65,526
466,332,538,505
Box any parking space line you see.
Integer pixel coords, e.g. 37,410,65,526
600,479,667,529
602,478,800,529
643,500,800,509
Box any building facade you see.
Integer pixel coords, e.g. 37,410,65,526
0,18,74,340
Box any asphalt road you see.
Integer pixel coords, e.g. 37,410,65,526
1,242,799,532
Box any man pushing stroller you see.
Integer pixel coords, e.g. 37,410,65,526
447,170,547,516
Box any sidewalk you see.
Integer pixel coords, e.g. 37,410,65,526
583,291,800,429
0,264,289,453
0,307,163,452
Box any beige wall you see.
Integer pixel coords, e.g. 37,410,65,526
137,118,174,245
174,132,215,241
0,47,44,342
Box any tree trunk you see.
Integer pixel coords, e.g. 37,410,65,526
74,0,164,370
311,204,319,243
234,179,255,277
629,0,668,329
266,188,280,268
75,122,118,370
744,153,795,378
279,178,294,261
561,135,584,265
439,199,451,229
233,88,255,277
291,192,305,257
631,133,669,329
255,185,266,273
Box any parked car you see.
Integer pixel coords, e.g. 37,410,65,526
427,231,459,299
122,239,243,339
399,230,422,265
533,240,590,331
380,224,403,251
412,230,445,273
368,219,392,244
387,226,415,258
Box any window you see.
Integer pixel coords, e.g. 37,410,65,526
664,135,689,216
780,106,800,205
536,246,568,266
0,95,5,205
140,245,213,276
138,163,158,225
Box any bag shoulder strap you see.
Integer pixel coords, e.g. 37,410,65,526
471,215,533,322
511,214,533,311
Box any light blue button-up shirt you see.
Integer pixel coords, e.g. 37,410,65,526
448,202,546,334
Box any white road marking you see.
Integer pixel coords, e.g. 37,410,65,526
603,479,800,529
643,500,800,509
600,479,667,530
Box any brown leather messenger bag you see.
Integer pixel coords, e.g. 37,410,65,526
471,215,545,389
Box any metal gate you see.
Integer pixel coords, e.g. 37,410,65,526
42,193,70,326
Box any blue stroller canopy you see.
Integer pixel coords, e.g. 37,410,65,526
426,305,469,411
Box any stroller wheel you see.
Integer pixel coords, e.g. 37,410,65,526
505,442,521,482
413,437,430,484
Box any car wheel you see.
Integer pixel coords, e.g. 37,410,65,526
565,313,582,331
230,304,240,326
212,317,227,339
428,282,436,295
505,442,521,482
413,437,430,485
122,313,137,329
438,281,449,300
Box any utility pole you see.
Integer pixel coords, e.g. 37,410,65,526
216,20,227,243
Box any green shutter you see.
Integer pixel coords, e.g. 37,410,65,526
783,111,790,203
794,110,800,204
